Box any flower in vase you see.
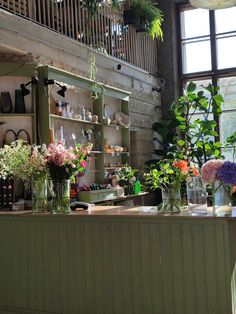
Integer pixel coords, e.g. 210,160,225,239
29,145,48,179
201,159,224,184
0,140,31,180
172,160,189,173
145,159,198,191
216,161,236,185
46,142,92,181
201,160,234,215
80,160,87,168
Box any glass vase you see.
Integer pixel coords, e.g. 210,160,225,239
159,187,181,213
212,180,232,216
186,176,208,215
50,179,71,214
31,175,47,213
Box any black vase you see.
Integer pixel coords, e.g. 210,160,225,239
0,92,13,113
15,89,26,113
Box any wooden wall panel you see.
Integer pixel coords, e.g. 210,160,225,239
0,216,233,314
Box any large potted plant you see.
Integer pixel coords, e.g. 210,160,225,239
123,0,163,39
152,82,236,167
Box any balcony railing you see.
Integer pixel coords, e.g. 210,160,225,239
0,0,158,74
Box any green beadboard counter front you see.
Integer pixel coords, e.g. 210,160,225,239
0,206,236,314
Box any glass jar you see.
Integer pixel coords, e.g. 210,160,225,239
31,175,47,213
212,180,232,216
159,187,181,213
186,176,208,215
50,179,71,214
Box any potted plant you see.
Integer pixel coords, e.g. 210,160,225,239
118,165,137,195
152,82,236,168
144,159,199,212
0,140,48,212
124,0,163,39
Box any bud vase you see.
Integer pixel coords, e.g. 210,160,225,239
186,176,208,215
159,187,181,213
50,179,71,214
31,175,47,213
212,180,232,216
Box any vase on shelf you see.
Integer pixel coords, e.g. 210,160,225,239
186,176,208,215
0,92,13,113
31,175,47,213
158,187,181,213
124,184,133,195
15,89,26,113
212,180,232,216
50,179,71,214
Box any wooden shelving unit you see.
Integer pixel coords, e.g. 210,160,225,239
37,65,131,187
0,63,37,147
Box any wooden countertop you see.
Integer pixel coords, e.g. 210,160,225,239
0,206,236,219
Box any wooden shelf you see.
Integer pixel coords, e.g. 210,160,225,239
90,151,103,154
103,124,129,129
0,113,34,117
50,114,102,125
104,152,130,155
91,192,149,204
105,166,126,170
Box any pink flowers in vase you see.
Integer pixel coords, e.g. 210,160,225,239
201,159,235,184
46,142,93,181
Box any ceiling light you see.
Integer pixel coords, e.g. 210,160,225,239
190,0,236,9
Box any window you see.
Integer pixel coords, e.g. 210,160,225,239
179,5,236,160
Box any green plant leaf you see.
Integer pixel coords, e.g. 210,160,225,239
187,82,196,93
177,139,185,147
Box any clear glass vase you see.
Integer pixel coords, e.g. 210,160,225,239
50,179,71,214
186,176,208,215
159,187,181,213
31,175,47,213
212,180,232,216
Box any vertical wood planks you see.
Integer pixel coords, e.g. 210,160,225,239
0,216,232,314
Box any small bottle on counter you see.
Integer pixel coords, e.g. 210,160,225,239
134,177,141,194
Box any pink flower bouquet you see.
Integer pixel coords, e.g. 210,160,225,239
46,143,92,180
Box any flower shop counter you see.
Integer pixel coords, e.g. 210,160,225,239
0,206,236,314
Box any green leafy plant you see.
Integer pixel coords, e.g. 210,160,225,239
87,48,105,100
152,82,236,167
118,165,137,188
130,0,163,39
144,159,198,190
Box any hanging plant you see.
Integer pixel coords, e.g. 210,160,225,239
130,0,163,40
87,48,105,100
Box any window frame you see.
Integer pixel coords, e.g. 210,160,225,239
178,4,236,145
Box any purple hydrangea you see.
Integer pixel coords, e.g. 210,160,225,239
217,161,236,185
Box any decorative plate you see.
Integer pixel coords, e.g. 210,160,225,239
104,104,113,119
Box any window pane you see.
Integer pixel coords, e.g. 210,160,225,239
182,40,211,73
190,113,214,142
215,7,236,34
217,36,236,69
180,9,209,39
220,112,236,142
192,79,212,91
219,77,236,110
222,148,236,162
